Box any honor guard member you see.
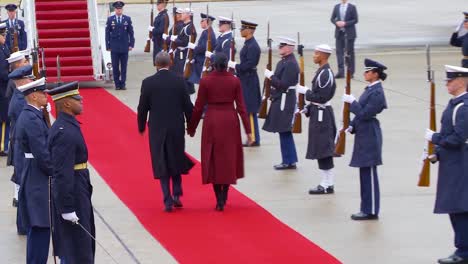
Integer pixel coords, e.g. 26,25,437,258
47,82,95,264
186,13,216,85
297,44,337,194
15,77,52,263
0,22,11,156
163,7,184,59
342,59,388,220
149,0,169,65
425,65,468,264
105,1,135,90
205,16,234,59
330,0,358,78
228,20,261,146
3,4,27,52
262,36,299,170
450,12,468,68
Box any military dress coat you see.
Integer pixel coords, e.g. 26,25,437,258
349,81,387,168
172,22,197,76
262,53,299,133
188,27,216,84
105,15,135,53
16,105,52,229
137,69,194,179
7,85,26,182
304,63,337,160
235,37,261,113
450,32,468,68
187,71,251,184
432,93,468,214
3,19,27,51
214,31,233,59
49,112,95,264
152,9,169,55
0,44,10,123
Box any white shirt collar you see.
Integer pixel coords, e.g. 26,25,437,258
28,104,41,111
220,30,232,37
455,91,467,99
368,80,381,88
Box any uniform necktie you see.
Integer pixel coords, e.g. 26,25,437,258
117,16,120,24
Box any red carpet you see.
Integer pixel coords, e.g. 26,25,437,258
78,88,341,263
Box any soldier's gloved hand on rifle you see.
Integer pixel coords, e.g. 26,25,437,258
296,85,309,94
345,126,353,133
168,49,174,55
162,33,169,40
455,21,463,32
228,61,236,69
187,42,196,49
62,212,79,224
342,94,356,103
425,128,435,142
264,69,273,79
45,102,51,113
148,25,154,32
205,51,213,58
170,35,177,41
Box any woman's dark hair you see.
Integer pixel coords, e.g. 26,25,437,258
372,68,387,81
213,53,228,72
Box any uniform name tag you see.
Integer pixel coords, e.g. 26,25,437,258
318,109,323,122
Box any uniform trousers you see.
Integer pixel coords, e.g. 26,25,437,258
359,166,380,215
335,34,355,75
279,131,298,165
111,52,129,88
318,156,334,170
1,121,10,153
27,227,50,264
450,212,468,258
159,174,182,207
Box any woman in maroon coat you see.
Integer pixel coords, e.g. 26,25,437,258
187,53,253,211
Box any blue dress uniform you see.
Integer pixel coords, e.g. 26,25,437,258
0,23,11,156
188,14,216,84
47,82,95,264
172,20,197,77
7,65,32,235
152,4,169,63
430,65,468,264
450,12,468,68
234,21,261,146
3,4,28,52
105,1,135,90
213,16,235,59
262,38,299,169
347,59,387,220
15,77,52,264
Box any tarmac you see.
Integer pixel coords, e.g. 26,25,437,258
1,1,468,263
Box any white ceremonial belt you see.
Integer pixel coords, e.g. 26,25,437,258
287,86,296,90
25,153,34,159
311,101,331,108
178,47,187,51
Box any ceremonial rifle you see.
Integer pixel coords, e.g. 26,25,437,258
334,32,351,156
292,32,304,133
12,26,19,52
31,39,51,127
228,12,235,74
162,4,169,52
201,4,212,78
169,0,177,63
183,3,195,79
418,44,436,187
258,21,272,119
144,0,154,53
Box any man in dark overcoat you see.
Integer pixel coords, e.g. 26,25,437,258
137,51,194,212
297,44,337,194
48,82,95,264
15,77,52,263
228,20,261,147
425,65,468,264
262,36,299,170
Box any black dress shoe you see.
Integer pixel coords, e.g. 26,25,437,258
243,142,260,147
173,196,183,208
334,73,344,79
164,206,173,212
115,86,121,90
120,87,127,90
0,151,7,156
273,163,297,170
351,212,378,221
308,185,334,195
12,198,18,207
438,254,468,264
215,203,224,211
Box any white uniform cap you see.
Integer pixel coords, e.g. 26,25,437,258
17,77,46,95
445,65,468,80
6,51,26,64
218,16,234,23
176,8,183,14
182,8,193,14
277,36,296,46
314,44,333,54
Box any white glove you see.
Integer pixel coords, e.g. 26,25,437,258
264,69,274,79
168,49,174,54
162,33,169,40
187,42,196,49
170,35,177,41
455,21,462,32
205,51,213,58
425,128,435,142
345,126,353,133
296,85,309,94
342,94,356,103
62,212,79,224
46,102,51,113
228,60,237,69
148,25,154,32
300,108,308,115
